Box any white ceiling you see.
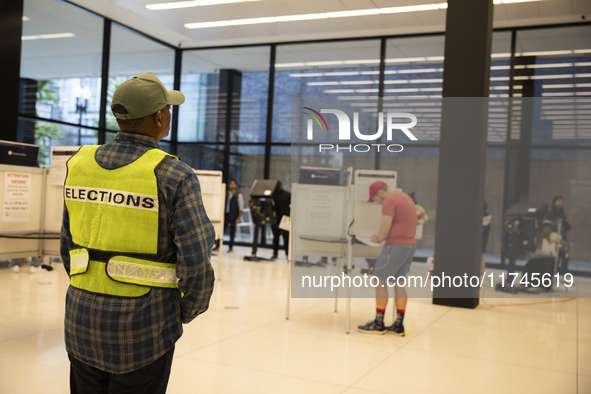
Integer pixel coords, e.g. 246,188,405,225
65,0,591,48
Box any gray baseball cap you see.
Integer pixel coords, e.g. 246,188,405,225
111,72,185,120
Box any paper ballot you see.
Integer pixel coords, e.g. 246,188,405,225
356,236,384,247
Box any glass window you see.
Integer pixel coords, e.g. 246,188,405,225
270,146,291,189
19,0,103,129
514,25,591,99
273,40,382,142
107,23,175,135
19,117,97,166
383,33,511,145
179,47,270,143
229,145,265,198
176,144,224,171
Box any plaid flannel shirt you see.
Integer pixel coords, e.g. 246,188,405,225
60,132,215,374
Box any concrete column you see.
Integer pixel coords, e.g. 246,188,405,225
433,0,494,308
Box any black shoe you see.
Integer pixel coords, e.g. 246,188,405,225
386,323,405,337
271,254,278,260
357,320,386,335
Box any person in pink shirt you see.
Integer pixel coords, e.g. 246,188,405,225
358,181,417,336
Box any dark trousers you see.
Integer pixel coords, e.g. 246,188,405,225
272,225,289,256
225,214,237,250
214,215,237,251
69,346,175,394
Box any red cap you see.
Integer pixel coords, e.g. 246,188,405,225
368,181,387,202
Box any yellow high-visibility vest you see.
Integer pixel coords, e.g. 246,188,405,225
64,145,178,297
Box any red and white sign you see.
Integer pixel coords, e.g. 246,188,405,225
3,172,31,223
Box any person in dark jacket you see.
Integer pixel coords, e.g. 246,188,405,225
223,179,244,253
544,196,571,240
271,182,291,259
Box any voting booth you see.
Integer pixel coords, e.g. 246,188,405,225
42,146,81,263
288,166,401,333
0,164,46,260
194,170,225,280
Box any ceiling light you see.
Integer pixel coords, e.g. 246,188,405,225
22,32,75,40
288,72,323,77
380,4,439,14
229,17,275,26
324,89,355,93
410,79,443,83
385,88,420,93
398,68,438,74
497,0,541,3
276,14,326,22
194,21,232,28
542,84,574,89
491,53,511,59
276,63,306,68
515,63,573,69
306,61,344,66
307,82,339,86
325,9,380,18
520,50,573,56
340,80,376,85
22,16,30,21
147,0,259,10
147,1,194,9
386,57,427,63
184,0,545,28
343,59,381,64
325,71,360,76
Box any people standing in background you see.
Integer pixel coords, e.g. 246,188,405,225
272,181,291,259
544,196,571,273
534,220,568,258
223,179,244,254
544,196,571,240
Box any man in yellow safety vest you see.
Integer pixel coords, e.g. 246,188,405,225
61,72,215,394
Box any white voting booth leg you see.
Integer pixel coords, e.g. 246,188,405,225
286,228,291,320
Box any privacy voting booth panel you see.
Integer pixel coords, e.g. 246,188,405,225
194,170,225,241
351,169,397,259
42,147,80,257
0,164,44,259
292,183,348,258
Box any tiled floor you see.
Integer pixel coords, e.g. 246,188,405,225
0,248,589,394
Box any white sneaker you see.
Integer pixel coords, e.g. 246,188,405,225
11,265,20,273
29,266,38,274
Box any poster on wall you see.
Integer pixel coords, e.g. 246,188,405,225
3,172,31,223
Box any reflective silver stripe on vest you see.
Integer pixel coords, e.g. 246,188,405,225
106,260,178,285
71,250,89,271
